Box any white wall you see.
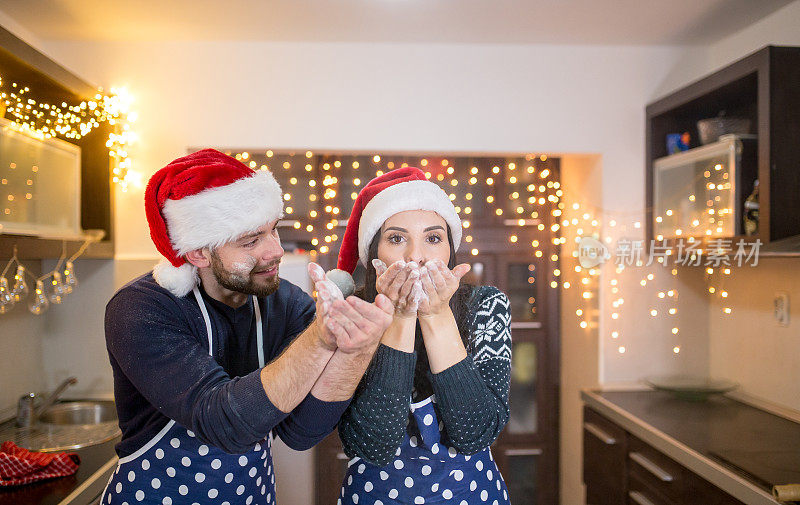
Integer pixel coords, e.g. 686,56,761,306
0,262,47,418
39,258,156,399
559,155,602,505
706,0,800,80
708,259,800,412
655,0,800,97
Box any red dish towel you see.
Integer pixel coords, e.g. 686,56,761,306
0,441,80,486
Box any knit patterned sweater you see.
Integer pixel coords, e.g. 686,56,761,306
338,286,512,466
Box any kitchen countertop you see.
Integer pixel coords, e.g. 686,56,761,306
0,435,119,505
582,389,800,505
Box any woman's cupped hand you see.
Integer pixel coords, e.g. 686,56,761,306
373,259,470,319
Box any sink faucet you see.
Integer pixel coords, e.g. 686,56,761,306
16,377,78,428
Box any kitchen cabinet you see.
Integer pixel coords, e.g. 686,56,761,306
583,390,798,505
583,407,626,505
651,134,756,240
583,407,746,505
645,45,800,253
628,434,746,505
0,26,114,259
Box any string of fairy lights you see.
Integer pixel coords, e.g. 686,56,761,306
564,203,741,358
0,76,132,315
229,152,563,267
223,149,750,360
0,238,99,315
0,76,137,191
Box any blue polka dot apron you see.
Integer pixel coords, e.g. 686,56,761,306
340,395,510,505
101,290,276,505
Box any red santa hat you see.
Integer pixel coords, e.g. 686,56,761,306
336,167,462,273
145,148,283,297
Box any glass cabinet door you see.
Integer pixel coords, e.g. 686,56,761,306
504,260,539,323
507,340,538,434
496,256,547,439
652,135,755,239
501,449,540,505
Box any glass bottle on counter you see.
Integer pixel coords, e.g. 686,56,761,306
743,179,759,236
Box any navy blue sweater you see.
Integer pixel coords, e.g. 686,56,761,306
105,273,349,457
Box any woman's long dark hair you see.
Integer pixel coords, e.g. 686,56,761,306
358,225,475,401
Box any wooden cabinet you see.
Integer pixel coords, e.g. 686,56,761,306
583,407,627,505
628,434,687,503
0,26,114,259
583,407,746,505
645,45,800,252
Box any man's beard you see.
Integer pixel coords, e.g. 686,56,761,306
209,251,280,297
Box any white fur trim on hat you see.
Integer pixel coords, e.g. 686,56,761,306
163,170,283,256
153,261,198,297
357,180,462,266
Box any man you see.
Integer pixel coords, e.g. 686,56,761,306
101,149,392,504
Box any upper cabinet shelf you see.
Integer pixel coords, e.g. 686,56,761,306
645,45,800,252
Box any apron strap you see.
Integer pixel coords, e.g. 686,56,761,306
254,296,264,367
193,287,265,368
192,286,214,357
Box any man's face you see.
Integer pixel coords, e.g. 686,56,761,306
208,221,284,297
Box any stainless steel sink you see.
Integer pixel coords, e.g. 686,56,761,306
0,400,121,452
38,400,117,425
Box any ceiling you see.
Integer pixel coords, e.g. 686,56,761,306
0,0,793,45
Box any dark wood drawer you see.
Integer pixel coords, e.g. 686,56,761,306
627,435,686,502
628,436,746,505
583,408,627,505
627,475,678,505
584,407,627,443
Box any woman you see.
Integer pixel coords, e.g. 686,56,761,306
334,167,512,505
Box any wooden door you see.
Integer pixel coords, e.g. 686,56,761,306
484,249,560,505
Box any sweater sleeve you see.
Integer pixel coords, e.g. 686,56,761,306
266,288,351,450
337,344,416,466
105,286,288,454
428,286,512,454
273,393,350,451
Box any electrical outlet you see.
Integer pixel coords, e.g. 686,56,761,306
774,292,790,327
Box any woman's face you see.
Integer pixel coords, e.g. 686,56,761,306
376,210,451,267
